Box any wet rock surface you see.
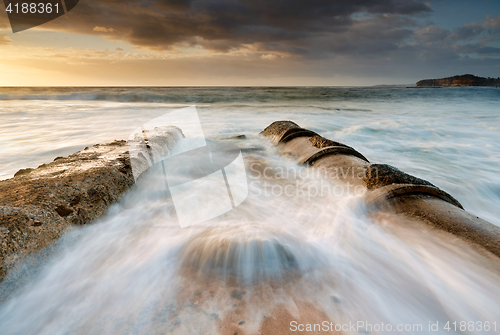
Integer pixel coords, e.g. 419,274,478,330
259,121,300,145
364,164,434,190
309,135,349,149
0,141,134,281
0,127,184,281
262,121,500,259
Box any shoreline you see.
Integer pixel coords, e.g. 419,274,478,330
0,140,135,281
0,127,182,282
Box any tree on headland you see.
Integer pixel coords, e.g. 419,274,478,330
416,74,500,87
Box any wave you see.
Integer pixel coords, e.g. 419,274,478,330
0,86,411,104
1,86,494,104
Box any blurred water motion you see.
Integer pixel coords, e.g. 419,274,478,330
0,86,499,334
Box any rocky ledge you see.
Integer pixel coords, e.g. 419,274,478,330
0,126,183,281
416,74,500,87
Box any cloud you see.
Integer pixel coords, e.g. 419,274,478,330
261,53,279,60
23,1,500,66
414,26,449,43
483,15,500,29
449,22,484,41
0,11,10,29
93,26,116,33
0,34,12,46
455,44,500,56
2,0,499,85
42,0,431,54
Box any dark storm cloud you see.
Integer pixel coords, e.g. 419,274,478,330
4,0,498,75
43,0,431,52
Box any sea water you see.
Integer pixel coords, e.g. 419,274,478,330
0,87,499,334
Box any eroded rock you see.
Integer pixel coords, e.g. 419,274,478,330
0,126,184,281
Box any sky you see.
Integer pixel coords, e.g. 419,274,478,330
0,0,499,86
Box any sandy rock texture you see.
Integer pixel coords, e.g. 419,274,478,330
0,126,184,281
261,120,500,259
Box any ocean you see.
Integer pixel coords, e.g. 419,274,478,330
0,86,499,334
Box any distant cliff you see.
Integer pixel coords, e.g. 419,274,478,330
416,74,500,87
